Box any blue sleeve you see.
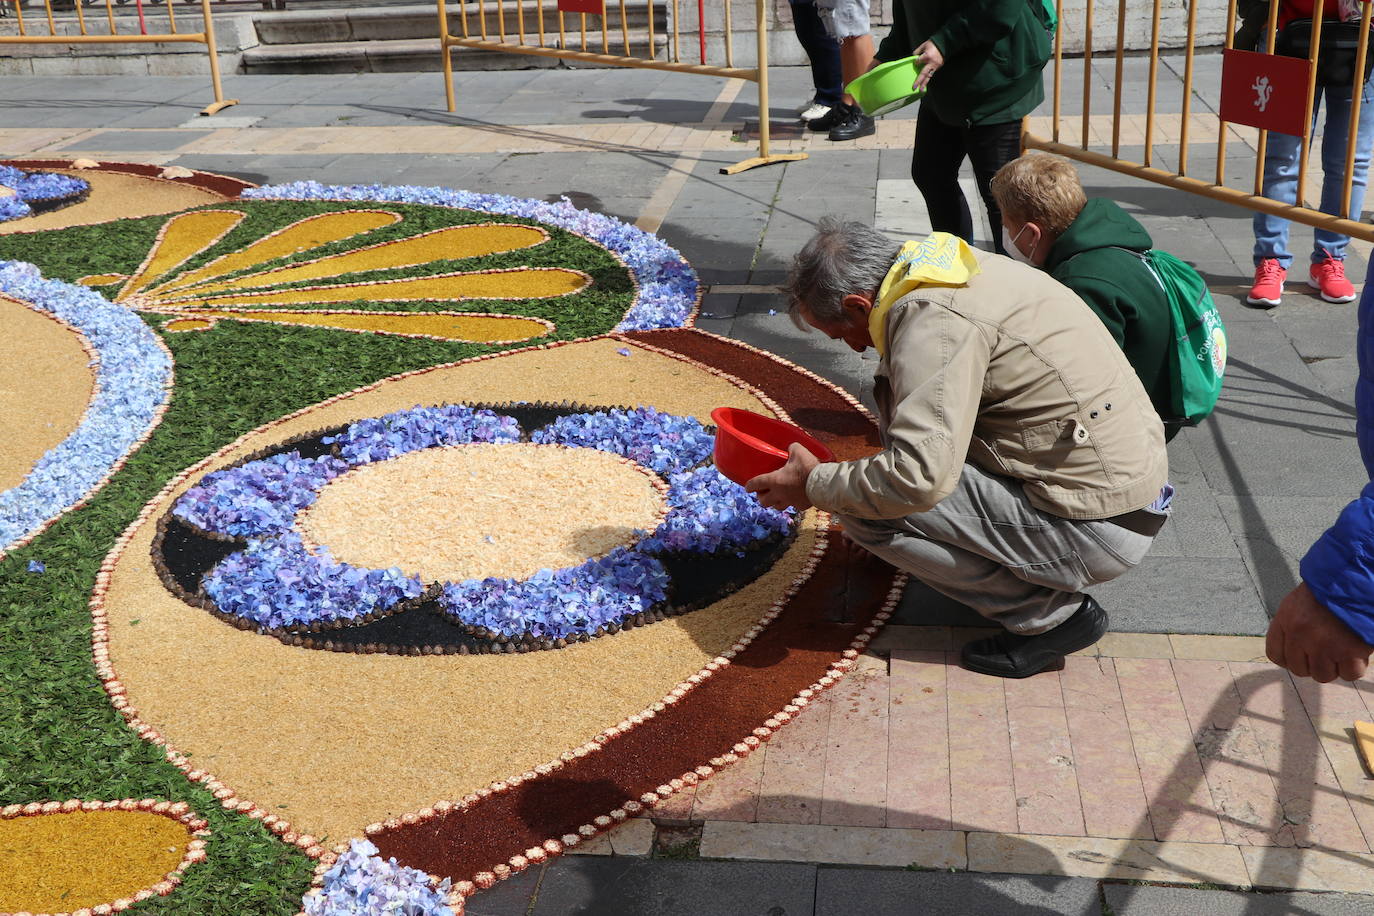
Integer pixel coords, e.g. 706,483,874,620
1358,259,1374,480
1300,482,1374,645
1298,260,1374,644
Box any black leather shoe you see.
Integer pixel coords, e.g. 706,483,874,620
828,107,875,141
806,104,846,132
960,596,1109,679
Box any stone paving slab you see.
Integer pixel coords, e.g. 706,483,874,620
1104,884,1374,915
528,858,819,916
463,867,543,916
56,129,213,152
815,868,1103,916
699,821,967,870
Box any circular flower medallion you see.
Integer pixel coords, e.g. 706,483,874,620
154,403,795,652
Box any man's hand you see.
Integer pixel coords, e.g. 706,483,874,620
913,40,945,91
745,442,821,512
1266,582,1373,683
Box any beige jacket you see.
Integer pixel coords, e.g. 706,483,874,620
806,251,1169,521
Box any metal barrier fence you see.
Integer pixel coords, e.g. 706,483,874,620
434,0,804,174
0,0,279,18
1022,0,1374,244
0,0,238,114
1,0,239,111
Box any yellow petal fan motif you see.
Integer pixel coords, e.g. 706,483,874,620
117,209,245,302
157,309,554,343
141,209,403,297
92,207,591,343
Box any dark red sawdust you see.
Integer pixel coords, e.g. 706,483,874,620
623,329,881,462
371,534,898,882
4,159,256,197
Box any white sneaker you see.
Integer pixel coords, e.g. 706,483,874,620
798,102,832,121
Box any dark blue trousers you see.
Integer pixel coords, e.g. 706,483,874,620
789,0,843,107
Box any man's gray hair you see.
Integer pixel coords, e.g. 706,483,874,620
784,216,901,328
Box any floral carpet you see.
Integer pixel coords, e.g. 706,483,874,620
0,162,895,915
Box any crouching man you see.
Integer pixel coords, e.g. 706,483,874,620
748,218,1171,678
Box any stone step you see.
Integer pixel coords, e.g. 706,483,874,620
240,31,670,73
252,2,666,45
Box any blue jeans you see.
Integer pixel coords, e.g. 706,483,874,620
1254,77,1374,267
788,0,843,107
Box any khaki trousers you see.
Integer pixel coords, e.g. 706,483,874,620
837,462,1165,635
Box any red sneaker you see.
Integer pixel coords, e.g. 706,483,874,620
1247,258,1286,308
1308,252,1358,303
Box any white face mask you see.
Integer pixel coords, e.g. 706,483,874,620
1002,224,1037,265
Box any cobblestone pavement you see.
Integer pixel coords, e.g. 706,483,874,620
4,56,1372,913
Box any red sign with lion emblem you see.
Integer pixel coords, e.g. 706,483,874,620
1220,48,1313,137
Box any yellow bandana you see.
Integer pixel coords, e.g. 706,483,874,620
869,232,981,357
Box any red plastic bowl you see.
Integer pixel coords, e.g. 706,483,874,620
711,407,836,487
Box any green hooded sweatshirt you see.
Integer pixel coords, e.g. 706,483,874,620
1043,198,1176,438
875,0,1050,126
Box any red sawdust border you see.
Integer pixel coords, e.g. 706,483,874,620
3,159,255,200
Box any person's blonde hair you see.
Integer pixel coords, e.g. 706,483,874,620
989,153,1087,238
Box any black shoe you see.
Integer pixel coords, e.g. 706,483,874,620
960,596,1109,679
828,107,875,141
806,104,846,132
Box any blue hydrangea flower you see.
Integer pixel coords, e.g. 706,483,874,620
240,182,697,330
642,466,795,556
530,407,714,475
0,261,172,556
441,546,670,640
303,839,454,916
0,165,89,223
325,404,521,465
174,451,348,538
0,196,30,222
204,533,424,630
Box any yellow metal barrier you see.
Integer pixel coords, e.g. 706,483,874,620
0,0,238,116
434,0,805,174
1024,0,1374,243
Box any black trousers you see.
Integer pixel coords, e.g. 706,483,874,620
911,105,1023,254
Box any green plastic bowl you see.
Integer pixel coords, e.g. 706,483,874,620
847,56,926,117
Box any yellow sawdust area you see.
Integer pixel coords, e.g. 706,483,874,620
0,295,98,493
163,318,215,332
80,273,130,286
299,443,668,583
0,810,190,913
166,224,549,297
0,171,227,236
147,210,403,296
172,268,588,309
103,337,802,843
122,209,245,299
162,309,553,342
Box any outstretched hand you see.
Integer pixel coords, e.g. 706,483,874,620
745,442,822,511
913,40,945,91
1266,582,1373,683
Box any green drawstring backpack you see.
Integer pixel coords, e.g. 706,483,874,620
1117,248,1228,426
